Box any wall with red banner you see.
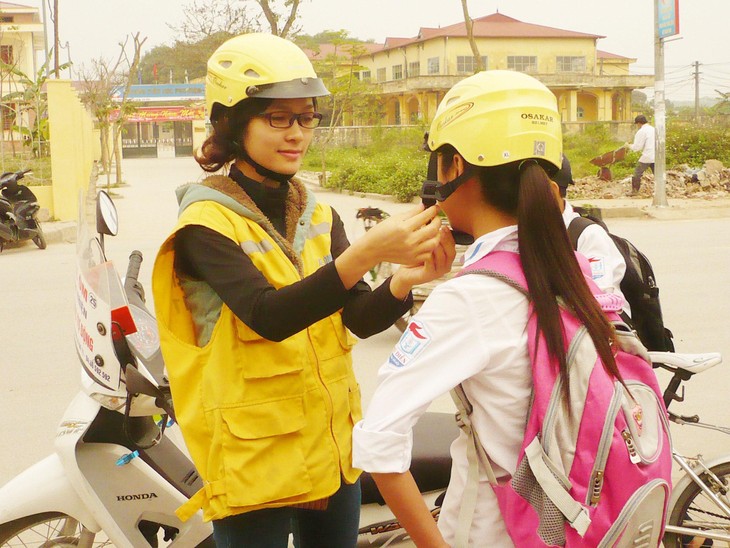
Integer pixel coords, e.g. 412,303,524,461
110,105,205,123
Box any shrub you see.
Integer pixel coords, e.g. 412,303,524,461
325,149,427,202
666,123,730,167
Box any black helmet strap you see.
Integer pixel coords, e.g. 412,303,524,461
238,147,293,184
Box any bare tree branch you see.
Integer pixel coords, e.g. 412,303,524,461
460,0,483,72
167,0,260,42
256,0,302,38
79,33,147,188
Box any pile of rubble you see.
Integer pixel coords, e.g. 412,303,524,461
569,160,730,200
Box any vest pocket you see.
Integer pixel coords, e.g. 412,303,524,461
219,396,312,507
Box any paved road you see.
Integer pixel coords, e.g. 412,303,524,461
1,156,729,499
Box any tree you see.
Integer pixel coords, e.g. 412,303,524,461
306,31,380,184
167,0,261,42
460,0,483,72
712,89,730,115
256,0,303,38
0,53,71,157
138,32,234,84
79,33,147,189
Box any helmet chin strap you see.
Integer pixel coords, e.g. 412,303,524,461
239,148,294,184
435,169,472,202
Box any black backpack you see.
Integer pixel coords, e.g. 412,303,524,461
567,210,675,352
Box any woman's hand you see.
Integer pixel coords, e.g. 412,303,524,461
389,226,456,300
335,204,443,289
359,204,443,266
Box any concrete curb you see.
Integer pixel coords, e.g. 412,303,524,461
41,221,77,244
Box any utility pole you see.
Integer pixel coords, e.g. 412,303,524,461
693,61,701,120
52,0,59,78
652,0,668,207
41,0,49,76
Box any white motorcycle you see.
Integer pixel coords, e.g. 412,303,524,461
0,188,455,547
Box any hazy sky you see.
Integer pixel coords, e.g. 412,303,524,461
26,0,730,101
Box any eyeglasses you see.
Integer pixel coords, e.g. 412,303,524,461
257,112,323,129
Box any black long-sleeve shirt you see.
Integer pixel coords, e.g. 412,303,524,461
174,167,412,341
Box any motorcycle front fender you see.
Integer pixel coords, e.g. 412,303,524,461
0,453,101,532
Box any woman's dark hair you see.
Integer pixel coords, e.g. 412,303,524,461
195,98,273,173
439,145,621,400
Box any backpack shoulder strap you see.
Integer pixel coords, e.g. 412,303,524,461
458,250,528,293
567,214,596,250
450,385,498,548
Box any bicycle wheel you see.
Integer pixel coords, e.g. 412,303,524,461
0,512,113,547
664,461,730,547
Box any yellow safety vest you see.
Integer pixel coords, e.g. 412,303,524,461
152,177,362,522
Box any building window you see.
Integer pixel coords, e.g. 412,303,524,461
359,70,371,81
377,67,386,82
392,64,403,80
408,61,420,77
2,104,15,131
427,57,439,75
507,56,537,72
0,45,13,65
557,56,586,72
0,16,13,23
456,56,488,74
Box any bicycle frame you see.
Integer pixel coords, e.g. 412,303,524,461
666,447,730,541
654,352,730,542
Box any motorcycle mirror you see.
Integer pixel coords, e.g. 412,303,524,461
96,190,119,237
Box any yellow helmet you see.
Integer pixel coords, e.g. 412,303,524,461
205,33,329,119
428,70,562,172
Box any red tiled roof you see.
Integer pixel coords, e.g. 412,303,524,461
378,12,604,54
597,49,631,60
304,41,383,60
0,2,35,8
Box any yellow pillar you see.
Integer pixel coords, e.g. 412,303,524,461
567,90,578,122
47,80,96,222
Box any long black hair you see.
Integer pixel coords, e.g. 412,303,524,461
439,146,620,398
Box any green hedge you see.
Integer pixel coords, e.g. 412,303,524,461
304,127,429,202
666,123,730,166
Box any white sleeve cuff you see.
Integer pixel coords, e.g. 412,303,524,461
352,420,413,473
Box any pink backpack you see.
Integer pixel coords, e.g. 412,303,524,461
451,251,672,547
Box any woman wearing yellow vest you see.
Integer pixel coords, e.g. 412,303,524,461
152,33,454,547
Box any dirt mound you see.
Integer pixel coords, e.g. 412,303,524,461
569,160,730,200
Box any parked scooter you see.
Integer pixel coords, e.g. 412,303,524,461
0,169,46,252
0,188,455,548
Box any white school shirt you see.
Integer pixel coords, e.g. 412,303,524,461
562,201,630,316
352,225,531,547
630,123,655,164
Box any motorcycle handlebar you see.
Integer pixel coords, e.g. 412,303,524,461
126,250,143,283
0,169,31,185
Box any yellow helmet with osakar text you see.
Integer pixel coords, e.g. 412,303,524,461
428,70,562,173
205,33,329,120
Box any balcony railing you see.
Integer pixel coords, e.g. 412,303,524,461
376,72,654,93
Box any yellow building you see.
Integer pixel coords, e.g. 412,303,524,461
0,1,45,148
354,12,652,127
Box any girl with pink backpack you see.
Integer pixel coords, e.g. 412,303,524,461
352,71,672,547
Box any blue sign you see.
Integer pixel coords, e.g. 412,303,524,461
657,0,680,39
111,84,205,102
